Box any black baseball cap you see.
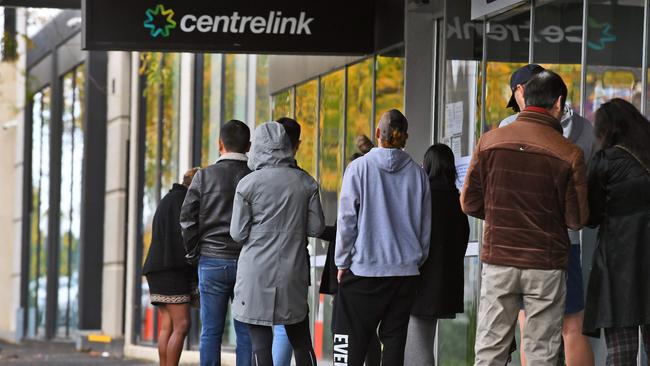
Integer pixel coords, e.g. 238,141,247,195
507,64,545,109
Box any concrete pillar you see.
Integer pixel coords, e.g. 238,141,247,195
404,4,437,164
4,8,27,342
0,55,18,342
101,51,131,339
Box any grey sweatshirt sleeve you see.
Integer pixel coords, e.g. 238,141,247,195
418,175,432,267
230,186,252,243
306,185,326,238
335,166,360,270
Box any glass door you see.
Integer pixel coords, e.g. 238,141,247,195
435,1,483,364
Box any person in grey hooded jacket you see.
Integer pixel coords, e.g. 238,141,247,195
333,109,432,366
230,121,325,366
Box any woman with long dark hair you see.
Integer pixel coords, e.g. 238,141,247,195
584,98,650,364
404,143,469,366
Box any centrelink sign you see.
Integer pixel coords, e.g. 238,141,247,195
83,0,375,54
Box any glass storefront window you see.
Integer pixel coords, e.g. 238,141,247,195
345,59,374,162
255,55,270,125
201,54,223,166
223,54,248,122
57,64,85,338
272,88,294,120
139,53,181,345
584,0,645,121
28,87,51,338
437,256,480,366
437,0,484,363
484,4,530,130
295,79,318,177
318,70,345,223
375,52,405,124
533,0,583,113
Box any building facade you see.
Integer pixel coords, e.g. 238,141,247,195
5,0,650,364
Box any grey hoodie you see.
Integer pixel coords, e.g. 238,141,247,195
335,147,432,277
230,122,325,326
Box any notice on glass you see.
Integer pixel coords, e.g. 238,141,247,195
455,155,472,191
451,135,462,159
445,101,464,136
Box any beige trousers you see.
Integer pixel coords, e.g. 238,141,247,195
474,263,567,366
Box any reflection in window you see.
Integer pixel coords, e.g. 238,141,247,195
319,70,345,225
272,88,294,120
375,54,405,124
139,53,181,345
584,0,645,121
28,87,51,338
346,59,373,162
533,0,583,113
295,80,318,177
57,64,85,338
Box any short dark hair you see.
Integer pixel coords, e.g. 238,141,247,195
220,120,250,153
276,117,301,149
423,144,457,188
524,70,568,111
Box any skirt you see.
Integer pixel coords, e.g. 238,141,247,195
146,268,191,305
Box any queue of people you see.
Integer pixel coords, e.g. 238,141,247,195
142,67,650,366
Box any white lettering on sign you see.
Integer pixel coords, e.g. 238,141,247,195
178,11,314,35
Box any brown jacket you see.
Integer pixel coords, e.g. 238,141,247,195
461,107,588,270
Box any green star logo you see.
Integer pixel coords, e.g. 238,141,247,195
587,18,617,51
143,4,177,38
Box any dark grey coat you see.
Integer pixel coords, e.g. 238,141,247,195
230,122,325,326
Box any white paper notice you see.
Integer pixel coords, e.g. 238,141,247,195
445,101,463,135
451,136,462,159
455,155,472,191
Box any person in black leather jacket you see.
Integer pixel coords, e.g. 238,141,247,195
180,119,253,366
584,98,650,365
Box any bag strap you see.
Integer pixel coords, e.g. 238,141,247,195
615,145,650,176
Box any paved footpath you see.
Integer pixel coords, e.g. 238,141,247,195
0,340,157,365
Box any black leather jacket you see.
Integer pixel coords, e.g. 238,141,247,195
180,157,252,262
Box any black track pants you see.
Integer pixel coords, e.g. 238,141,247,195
247,316,316,366
333,271,417,366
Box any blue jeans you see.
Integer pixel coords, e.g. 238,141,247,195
199,257,252,366
272,325,293,366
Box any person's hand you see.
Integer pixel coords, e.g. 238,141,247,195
337,269,348,283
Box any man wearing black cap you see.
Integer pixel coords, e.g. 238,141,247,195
462,70,589,365
499,65,596,366
333,109,431,366
499,64,545,127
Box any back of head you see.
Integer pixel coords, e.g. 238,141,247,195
377,109,408,149
221,120,251,153
595,98,650,166
423,144,457,187
248,121,294,170
182,167,200,187
524,70,568,111
276,117,301,150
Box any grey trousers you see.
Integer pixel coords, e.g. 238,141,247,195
474,263,566,366
404,316,437,366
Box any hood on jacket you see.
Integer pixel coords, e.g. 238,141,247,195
248,122,295,171
365,147,412,173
